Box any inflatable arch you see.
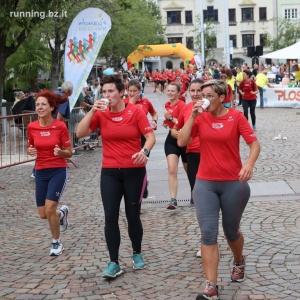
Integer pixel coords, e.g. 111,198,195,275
127,43,195,69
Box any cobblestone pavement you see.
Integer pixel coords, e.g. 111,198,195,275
1,86,300,299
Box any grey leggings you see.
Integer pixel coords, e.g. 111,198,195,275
193,179,250,245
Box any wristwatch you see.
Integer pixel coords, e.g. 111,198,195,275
141,148,149,155
169,116,173,121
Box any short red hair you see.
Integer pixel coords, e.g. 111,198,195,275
36,90,68,114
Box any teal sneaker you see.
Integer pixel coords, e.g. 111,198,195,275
132,253,146,269
102,262,123,278
167,198,177,210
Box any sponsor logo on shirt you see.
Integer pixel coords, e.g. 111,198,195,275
127,110,132,114
167,108,173,113
212,123,223,129
228,116,234,122
40,131,50,136
112,117,123,122
145,126,152,130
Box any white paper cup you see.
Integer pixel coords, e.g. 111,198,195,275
101,98,109,111
198,98,210,113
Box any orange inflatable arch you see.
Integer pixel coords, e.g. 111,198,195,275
127,43,195,69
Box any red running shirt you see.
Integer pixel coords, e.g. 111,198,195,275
223,84,232,104
89,103,153,168
175,102,200,153
123,97,157,116
165,100,186,129
27,119,71,170
239,80,257,100
191,109,257,181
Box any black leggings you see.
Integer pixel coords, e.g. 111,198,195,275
164,131,187,163
101,167,147,261
186,152,200,191
242,99,257,126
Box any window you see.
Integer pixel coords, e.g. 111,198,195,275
260,34,267,46
230,35,237,47
259,7,267,20
168,37,182,44
203,6,218,22
242,8,253,21
285,9,298,19
167,11,181,24
242,34,254,47
211,37,217,48
185,11,193,24
186,37,194,49
229,9,236,25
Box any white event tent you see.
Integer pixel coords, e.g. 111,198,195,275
260,41,300,59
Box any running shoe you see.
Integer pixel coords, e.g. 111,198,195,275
196,249,201,258
30,173,35,179
196,280,219,300
143,181,149,199
132,253,146,269
231,256,246,282
72,150,80,156
190,196,194,205
102,262,123,278
49,241,64,256
253,125,256,130
167,198,177,210
60,205,69,232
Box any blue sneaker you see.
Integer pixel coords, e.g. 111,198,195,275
167,198,177,209
102,262,123,278
132,253,146,269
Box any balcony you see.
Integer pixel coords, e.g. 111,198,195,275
240,21,256,32
165,24,184,35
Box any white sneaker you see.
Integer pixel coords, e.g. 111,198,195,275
30,173,35,179
49,241,64,256
196,249,201,257
60,205,69,232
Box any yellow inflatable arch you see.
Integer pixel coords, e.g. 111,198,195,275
127,43,195,69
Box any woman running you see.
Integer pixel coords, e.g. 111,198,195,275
124,79,158,198
239,69,259,130
27,90,72,256
77,74,155,278
178,79,260,299
163,82,187,209
172,78,204,257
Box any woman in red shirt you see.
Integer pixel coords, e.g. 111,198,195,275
77,74,155,279
163,82,187,209
239,69,259,130
124,79,159,198
27,90,72,256
178,80,260,299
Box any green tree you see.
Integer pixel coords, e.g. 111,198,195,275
99,0,165,68
192,16,218,63
264,18,300,51
0,0,65,109
5,32,51,94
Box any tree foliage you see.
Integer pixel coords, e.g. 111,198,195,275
192,15,218,62
99,0,165,67
5,31,51,93
264,18,300,51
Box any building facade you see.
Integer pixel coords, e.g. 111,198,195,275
156,0,278,69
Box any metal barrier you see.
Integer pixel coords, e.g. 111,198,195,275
0,107,101,189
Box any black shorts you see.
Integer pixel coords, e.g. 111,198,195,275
164,131,187,163
159,80,165,86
